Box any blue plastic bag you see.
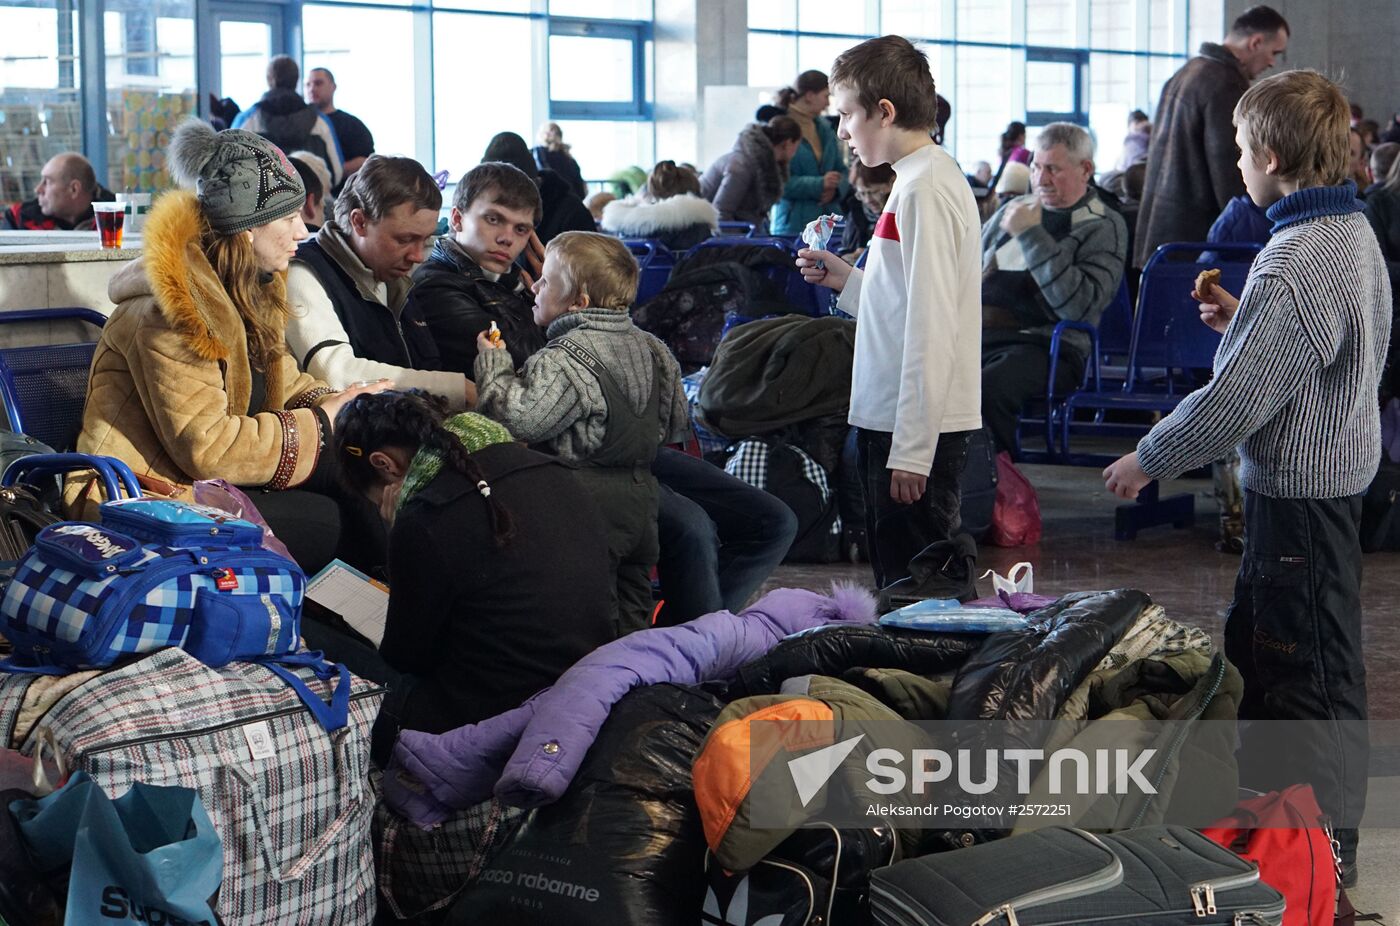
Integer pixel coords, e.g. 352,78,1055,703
9,771,222,925
879,599,1030,634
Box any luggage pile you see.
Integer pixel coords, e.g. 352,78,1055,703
0,449,1342,926
0,453,382,925
367,584,1335,926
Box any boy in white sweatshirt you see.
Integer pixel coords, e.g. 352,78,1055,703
797,35,983,603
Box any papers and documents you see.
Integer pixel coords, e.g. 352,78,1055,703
306,559,389,647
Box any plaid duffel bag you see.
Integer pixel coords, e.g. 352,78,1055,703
0,647,384,925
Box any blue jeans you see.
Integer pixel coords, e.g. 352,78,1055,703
653,448,798,624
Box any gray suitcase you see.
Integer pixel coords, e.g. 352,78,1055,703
870,825,1285,926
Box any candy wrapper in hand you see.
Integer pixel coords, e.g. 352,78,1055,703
801,213,842,269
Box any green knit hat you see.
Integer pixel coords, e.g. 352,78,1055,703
447,413,514,453
168,119,305,235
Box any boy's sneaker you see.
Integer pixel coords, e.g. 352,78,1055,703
876,534,978,613
1215,531,1245,555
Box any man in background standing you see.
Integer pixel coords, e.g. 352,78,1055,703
234,55,344,187
1134,5,1289,268
306,67,375,183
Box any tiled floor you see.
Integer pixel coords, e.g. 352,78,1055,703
765,462,1399,922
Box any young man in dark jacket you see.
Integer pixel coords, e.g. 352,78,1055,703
408,162,547,374
482,131,595,244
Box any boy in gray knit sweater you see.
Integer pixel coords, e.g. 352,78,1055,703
1104,70,1390,881
475,231,687,635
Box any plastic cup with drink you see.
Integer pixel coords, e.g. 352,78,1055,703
93,202,126,250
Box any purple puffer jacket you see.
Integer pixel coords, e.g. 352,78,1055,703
385,585,876,827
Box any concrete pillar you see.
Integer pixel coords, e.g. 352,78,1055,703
1223,0,1397,118
653,0,746,168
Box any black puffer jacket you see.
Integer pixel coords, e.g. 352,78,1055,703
408,238,546,374
946,589,1147,721
729,623,983,699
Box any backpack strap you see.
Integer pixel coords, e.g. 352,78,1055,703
0,660,65,676
259,651,352,733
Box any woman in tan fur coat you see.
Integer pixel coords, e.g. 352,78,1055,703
67,120,387,571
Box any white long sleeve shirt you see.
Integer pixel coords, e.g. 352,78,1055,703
836,142,983,474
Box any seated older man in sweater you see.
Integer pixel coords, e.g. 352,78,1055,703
979,122,1128,453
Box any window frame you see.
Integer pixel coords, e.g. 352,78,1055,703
1025,46,1089,128
546,16,652,120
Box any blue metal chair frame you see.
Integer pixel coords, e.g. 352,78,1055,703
717,221,756,237
1057,242,1260,466
1054,242,1261,538
0,307,107,452
1011,276,1132,463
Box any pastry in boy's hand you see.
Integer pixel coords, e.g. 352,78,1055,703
1194,268,1222,301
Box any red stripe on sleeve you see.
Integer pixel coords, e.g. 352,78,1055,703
873,212,900,241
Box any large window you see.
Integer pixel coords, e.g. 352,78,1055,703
104,0,196,192
431,11,535,179
299,0,656,185
746,0,1225,170
0,0,81,203
302,5,416,159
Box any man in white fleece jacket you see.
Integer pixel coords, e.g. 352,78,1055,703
798,36,982,603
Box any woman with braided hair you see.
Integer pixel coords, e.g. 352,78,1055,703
335,391,615,738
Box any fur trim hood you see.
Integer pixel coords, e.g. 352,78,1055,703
600,192,719,237
108,189,263,364
733,123,789,207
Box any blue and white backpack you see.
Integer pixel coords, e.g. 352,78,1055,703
0,497,349,731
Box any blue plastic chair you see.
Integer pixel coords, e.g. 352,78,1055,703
0,307,107,452
1057,242,1261,537
623,239,676,306
717,221,756,237
1059,242,1261,462
1014,275,1135,461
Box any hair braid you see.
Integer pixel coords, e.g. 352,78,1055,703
421,426,516,547
334,391,516,547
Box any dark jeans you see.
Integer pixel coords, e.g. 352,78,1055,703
855,428,974,591
1226,490,1368,861
981,337,1085,454
654,447,798,625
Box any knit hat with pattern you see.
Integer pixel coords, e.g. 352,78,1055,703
168,119,305,235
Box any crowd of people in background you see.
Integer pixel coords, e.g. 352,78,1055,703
4,3,1394,885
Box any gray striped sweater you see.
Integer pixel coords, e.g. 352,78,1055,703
474,307,688,464
1137,187,1392,498
981,189,1128,358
